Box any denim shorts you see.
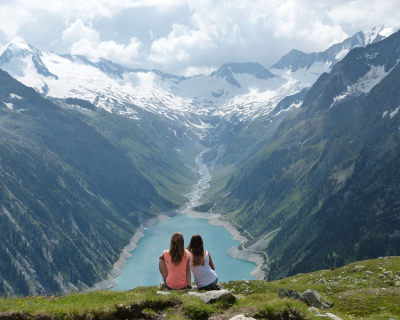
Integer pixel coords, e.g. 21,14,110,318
198,278,218,291
163,277,191,290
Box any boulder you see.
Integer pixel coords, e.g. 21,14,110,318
302,289,322,308
322,301,334,309
289,290,304,301
229,315,256,320
325,313,343,320
353,265,365,272
278,288,288,298
278,288,303,301
187,289,236,304
156,291,170,295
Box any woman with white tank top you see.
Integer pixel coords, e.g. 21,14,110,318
187,234,218,290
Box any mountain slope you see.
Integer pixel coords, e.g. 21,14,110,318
211,29,400,279
0,69,184,296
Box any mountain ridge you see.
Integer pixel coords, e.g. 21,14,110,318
206,29,400,280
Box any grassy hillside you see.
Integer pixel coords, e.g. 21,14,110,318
1,257,399,320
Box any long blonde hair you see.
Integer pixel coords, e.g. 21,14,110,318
169,232,185,265
187,234,205,266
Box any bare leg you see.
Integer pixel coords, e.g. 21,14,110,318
159,258,168,278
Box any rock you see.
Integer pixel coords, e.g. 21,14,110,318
353,265,365,272
384,271,393,277
187,289,236,304
278,288,303,301
308,307,320,314
365,270,374,275
322,301,334,309
229,315,256,320
289,290,304,301
302,289,322,308
156,291,170,295
325,313,343,320
278,288,288,298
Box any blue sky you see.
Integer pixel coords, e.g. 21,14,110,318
0,0,399,75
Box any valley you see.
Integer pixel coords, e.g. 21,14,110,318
0,25,400,297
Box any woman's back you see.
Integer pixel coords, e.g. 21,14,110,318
163,249,191,289
190,251,217,288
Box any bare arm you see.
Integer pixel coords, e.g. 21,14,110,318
159,252,168,278
186,257,192,287
209,253,215,270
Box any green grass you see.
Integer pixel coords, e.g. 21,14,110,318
1,257,399,319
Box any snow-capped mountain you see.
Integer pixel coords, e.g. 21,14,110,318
0,28,393,128
212,28,400,280
0,40,302,123
271,26,392,72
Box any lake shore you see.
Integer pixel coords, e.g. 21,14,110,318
92,214,171,290
94,150,266,289
181,208,265,280
180,150,266,280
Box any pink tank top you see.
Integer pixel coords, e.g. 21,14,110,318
163,249,191,289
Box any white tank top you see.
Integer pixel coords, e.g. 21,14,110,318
190,251,218,288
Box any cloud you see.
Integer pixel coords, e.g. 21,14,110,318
62,19,99,44
1,0,399,75
62,19,142,66
0,0,185,40
0,3,33,39
183,65,216,77
149,23,215,64
327,0,400,31
147,0,350,73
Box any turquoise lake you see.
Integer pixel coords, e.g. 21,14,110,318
114,215,256,290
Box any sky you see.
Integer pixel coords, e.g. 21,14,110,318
0,0,399,76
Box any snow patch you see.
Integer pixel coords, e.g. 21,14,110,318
330,92,348,108
390,107,399,119
350,65,388,94
6,37,31,54
4,102,13,110
379,27,394,37
331,65,390,108
382,111,389,118
9,93,23,100
335,48,349,60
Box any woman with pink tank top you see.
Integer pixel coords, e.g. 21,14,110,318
159,232,192,289
187,234,218,290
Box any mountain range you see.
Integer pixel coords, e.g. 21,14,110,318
0,26,399,295
207,28,400,279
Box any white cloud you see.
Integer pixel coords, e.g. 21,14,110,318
0,3,32,39
149,23,214,64
62,19,142,66
147,0,350,73
1,0,399,74
327,0,400,32
183,66,215,77
62,19,99,44
0,0,185,40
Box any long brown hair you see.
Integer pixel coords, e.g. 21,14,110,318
187,234,205,266
169,232,185,265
